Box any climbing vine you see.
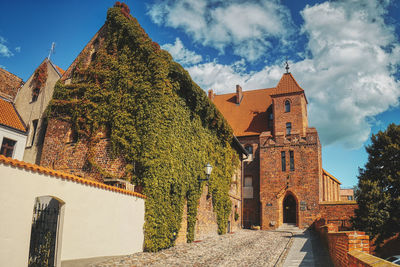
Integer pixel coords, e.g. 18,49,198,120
47,3,238,251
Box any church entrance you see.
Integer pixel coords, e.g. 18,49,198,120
283,194,297,224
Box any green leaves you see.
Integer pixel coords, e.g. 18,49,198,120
353,123,400,246
47,4,238,252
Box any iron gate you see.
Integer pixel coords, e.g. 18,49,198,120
28,199,60,267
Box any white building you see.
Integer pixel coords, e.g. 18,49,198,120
0,96,27,160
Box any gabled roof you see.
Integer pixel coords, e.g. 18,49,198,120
212,88,276,136
0,97,26,133
0,68,24,101
274,73,304,95
212,72,306,137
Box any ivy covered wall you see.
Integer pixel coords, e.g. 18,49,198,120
46,3,239,251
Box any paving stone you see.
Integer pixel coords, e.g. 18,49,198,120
90,229,291,267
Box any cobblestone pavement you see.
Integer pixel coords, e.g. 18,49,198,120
90,230,292,267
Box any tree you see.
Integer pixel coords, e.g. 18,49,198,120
352,123,400,245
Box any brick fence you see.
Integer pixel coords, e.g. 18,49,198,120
315,222,397,266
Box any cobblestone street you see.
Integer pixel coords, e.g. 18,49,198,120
89,230,291,267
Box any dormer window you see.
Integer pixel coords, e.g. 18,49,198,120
285,100,290,112
286,122,292,135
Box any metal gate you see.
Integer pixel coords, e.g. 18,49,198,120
28,198,60,267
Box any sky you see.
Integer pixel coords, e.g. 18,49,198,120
0,0,399,188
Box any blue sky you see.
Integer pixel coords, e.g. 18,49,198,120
1,0,399,187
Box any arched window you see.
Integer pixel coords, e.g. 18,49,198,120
286,122,292,135
285,100,290,112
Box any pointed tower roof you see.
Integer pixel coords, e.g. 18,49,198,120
274,73,304,95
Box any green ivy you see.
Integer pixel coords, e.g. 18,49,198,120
47,4,238,251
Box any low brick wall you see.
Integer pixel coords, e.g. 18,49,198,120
316,223,396,266
348,251,397,266
319,201,357,230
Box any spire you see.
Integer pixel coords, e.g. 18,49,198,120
285,59,290,74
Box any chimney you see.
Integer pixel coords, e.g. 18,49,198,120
236,84,243,104
208,89,214,101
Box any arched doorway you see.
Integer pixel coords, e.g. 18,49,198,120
28,196,63,267
283,194,297,224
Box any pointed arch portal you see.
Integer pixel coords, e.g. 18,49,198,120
283,194,297,224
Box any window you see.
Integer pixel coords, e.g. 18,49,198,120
244,177,252,187
281,151,286,171
29,120,38,146
290,151,294,171
347,196,353,200
0,138,16,158
245,145,253,156
285,100,290,112
244,176,253,199
286,122,292,135
32,87,40,102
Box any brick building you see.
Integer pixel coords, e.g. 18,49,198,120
211,70,344,229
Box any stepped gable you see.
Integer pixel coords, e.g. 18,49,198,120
0,97,26,132
0,68,24,101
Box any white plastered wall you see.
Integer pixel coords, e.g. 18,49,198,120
0,127,27,160
0,163,145,267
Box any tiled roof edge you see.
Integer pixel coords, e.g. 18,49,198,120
0,155,146,199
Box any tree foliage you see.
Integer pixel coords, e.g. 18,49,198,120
352,123,400,245
47,3,238,251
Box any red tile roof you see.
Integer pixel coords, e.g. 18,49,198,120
0,68,24,101
0,97,26,132
212,73,305,137
54,65,65,76
0,155,146,199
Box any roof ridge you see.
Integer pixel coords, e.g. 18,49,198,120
0,155,146,199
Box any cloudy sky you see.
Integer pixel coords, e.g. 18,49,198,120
1,0,399,187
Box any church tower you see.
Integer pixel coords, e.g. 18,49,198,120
259,71,322,229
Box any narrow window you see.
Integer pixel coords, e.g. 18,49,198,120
285,100,290,112
245,145,253,156
281,151,286,171
244,176,253,199
0,138,16,158
347,196,353,200
32,87,40,102
30,120,38,146
290,151,294,171
286,122,292,135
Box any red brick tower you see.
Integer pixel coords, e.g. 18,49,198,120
259,72,322,229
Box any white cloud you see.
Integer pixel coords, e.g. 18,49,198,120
148,0,293,62
161,38,202,66
0,36,13,57
15,46,21,53
185,0,400,149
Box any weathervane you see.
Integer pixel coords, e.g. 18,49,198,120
285,58,290,74
47,42,55,60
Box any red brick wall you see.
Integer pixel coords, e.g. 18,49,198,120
259,128,322,229
348,251,398,267
40,118,126,182
238,135,260,228
319,202,357,230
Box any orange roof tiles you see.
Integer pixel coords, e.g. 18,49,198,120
0,97,26,132
213,88,276,136
54,65,65,76
0,155,147,199
212,73,305,137
274,73,304,95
